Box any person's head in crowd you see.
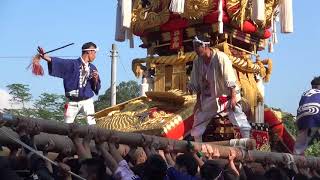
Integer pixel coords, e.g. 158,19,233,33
64,158,81,175
79,158,107,180
142,154,167,180
247,174,268,180
131,162,145,178
293,173,309,180
200,160,224,180
242,163,266,180
281,167,297,180
238,165,248,180
310,177,320,180
175,152,198,176
132,147,147,165
0,156,26,180
264,167,289,180
118,144,130,157
0,168,22,180
12,155,28,171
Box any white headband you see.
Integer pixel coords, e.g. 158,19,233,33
193,36,210,47
82,47,99,52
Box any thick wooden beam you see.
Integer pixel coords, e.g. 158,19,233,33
0,113,237,157
0,127,255,153
0,127,76,153
1,113,320,169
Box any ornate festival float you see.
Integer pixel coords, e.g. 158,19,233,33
96,0,294,152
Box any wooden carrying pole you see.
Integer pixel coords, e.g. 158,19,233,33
0,127,255,153
1,113,320,169
0,127,77,153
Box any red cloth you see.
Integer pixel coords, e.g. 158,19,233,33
263,29,271,39
264,109,296,153
160,14,188,32
264,109,284,137
234,126,269,150
239,20,257,33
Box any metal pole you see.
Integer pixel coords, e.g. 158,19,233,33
110,44,118,106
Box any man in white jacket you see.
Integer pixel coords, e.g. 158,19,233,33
188,35,251,142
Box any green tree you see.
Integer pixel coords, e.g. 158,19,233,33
282,112,297,136
34,93,65,121
6,83,34,117
305,140,320,157
6,83,32,109
95,80,140,111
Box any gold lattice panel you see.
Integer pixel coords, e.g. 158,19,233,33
96,92,196,135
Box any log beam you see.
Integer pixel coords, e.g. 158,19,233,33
1,113,320,169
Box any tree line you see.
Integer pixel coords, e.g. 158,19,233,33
4,81,140,121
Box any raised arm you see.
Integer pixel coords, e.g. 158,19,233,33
68,124,92,160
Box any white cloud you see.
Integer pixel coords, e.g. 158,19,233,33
0,89,11,110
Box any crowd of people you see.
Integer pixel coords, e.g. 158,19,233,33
0,121,320,180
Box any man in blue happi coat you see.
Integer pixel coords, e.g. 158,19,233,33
37,42,101,125
294,76,320,155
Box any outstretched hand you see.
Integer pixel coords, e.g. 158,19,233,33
228,148,237,162
94,129,110,145
229,88,237,111
37,46,45,55
37,46,51,62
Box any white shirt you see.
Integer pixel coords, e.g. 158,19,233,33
79,57,90,88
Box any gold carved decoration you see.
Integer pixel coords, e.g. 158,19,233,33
131,0,280,35
96,93,197,135
265,0,279,28
131,0,170,34
256,58,272,83
185,27,196,38
161,32,171,42
181,0,215,20
226,0,250,29
226,0,280,29
177,47,186,60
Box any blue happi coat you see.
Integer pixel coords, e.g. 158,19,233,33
47,57,101,99
296,89,320,130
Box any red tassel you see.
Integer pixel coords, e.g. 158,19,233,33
29,54,44,76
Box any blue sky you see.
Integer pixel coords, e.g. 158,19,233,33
0,0,319,114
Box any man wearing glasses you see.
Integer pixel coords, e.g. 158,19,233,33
38,42,101,125
188,35,251,142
